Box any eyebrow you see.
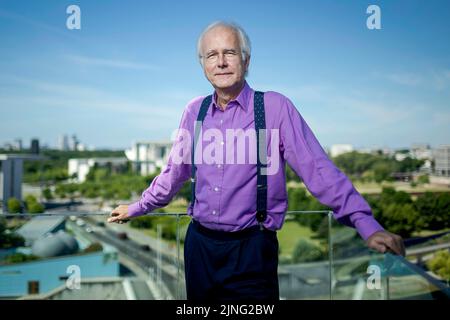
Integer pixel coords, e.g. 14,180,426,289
205,48,238,55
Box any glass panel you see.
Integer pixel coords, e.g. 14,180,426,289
278,211,331,300
3,211,447,300
329,217,450,300
0,212,184,300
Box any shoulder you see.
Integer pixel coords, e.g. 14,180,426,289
260,90,298,114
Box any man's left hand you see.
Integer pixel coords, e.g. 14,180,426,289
366,231,406,256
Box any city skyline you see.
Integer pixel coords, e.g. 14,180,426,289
1,0,449,149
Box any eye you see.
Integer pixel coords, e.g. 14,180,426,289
225,50,238,57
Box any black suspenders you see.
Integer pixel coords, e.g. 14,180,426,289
190,95,212,208
190,91,267,227
253,91,268,226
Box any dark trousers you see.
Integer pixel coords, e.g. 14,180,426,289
184,220,279,301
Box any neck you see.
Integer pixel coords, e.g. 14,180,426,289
215,81,245,110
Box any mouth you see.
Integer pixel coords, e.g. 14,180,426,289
215,73,233,76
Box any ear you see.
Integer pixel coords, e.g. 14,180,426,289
244,55,251,72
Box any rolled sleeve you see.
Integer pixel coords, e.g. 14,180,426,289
278,96,384,240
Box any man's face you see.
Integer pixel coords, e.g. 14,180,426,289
200,26,249,91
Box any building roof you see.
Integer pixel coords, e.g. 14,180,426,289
31,230,79,258
16,216,66,245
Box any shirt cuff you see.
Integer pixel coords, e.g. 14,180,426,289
354,215,385,241
127,201,148,218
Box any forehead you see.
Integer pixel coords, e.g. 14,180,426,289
201,26,240,52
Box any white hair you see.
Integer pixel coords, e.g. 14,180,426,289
197,21,251,68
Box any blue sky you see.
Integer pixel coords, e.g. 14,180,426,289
0,0,449,150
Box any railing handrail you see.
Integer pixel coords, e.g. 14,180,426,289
0,210,333,217
385,253,450,297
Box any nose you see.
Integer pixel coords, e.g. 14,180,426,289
217,53,228,68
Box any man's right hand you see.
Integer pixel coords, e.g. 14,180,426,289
108,204,131,224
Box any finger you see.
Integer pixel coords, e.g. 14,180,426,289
384,238,403,256
370,240,387,254
110,211,119,217
108,216,120,223
395,239,406,257
386,238,402,256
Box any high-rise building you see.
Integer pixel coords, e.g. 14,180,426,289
58,135,69,151
30,139,39,154
433,145,450,177
70,135,79,151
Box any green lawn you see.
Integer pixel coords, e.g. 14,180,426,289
277,221,322,258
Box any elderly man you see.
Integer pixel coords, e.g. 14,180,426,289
108,21,405,301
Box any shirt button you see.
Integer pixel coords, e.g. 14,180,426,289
212,210,217,215
220,119,223,124
220,141,224,145
217,164,221,168
214,187,219,192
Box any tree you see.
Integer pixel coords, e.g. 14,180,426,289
415,192,450,230
373,161,394,183
0,218,25,249
24,194,45,213
130,216,154,229
28,202,45,214
426,250,450,282
291,239,325,263
381,203,422,238
7,198,21,213
42,188,53,201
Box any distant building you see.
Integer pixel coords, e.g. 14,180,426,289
30,139,39,154
0,247,119,298
0,215,119,299
433,145,450,177
58,135,69,151
0,154,45,212
76,143,86,151
68,157,128,182
410,143,432,160
125,141,172,176
395,152,409,161
70,135,79,151
330,144,353,158
13,139,22,151
16,216,66,246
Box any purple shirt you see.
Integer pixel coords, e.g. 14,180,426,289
128,82,384,241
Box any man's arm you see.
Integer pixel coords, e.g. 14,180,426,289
278,96,405,256
108,107,194,223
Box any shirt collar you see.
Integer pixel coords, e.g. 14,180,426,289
209,81,252,115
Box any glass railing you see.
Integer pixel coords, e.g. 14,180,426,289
0,210,448,300
329,217,450,300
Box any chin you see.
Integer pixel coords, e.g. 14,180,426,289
214,80,238,89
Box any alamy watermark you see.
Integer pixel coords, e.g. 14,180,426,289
170,126,280,176
66,5,81,30
366,264,381,290
66,264,81,290
367,5,381,30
